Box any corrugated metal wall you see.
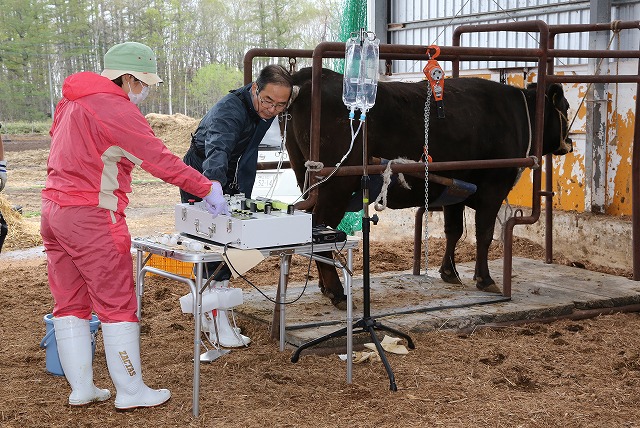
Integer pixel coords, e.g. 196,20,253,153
387,0,638,74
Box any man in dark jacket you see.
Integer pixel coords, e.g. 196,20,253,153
181,64,293,281
181,64,293,201
0,122,7,252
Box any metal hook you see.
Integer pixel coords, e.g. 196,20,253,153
426,45,441,60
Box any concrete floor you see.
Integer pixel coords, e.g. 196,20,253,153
237,257,640,353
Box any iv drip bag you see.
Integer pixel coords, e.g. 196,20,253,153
356,36,380,111
342,36,360,111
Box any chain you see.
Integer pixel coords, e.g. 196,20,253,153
423,87,432,275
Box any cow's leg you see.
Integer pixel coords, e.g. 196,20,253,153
439,203,464,284
315,260,348,309
473,200,502,293
313,178,360,310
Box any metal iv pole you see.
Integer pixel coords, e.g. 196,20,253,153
291,29,415,391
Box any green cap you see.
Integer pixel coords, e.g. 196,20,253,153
101,42,162,85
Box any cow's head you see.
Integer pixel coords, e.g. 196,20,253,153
547,83,573,155
528,82,573,156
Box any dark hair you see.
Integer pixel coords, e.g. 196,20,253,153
111,74,141,87
255,65,293,92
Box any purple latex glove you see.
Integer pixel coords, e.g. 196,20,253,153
202,182,230,218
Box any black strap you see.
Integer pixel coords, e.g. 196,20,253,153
231,85,260,121
189,133,205,158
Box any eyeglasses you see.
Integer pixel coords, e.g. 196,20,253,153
257,92,287,111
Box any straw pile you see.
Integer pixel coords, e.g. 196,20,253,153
145,113,199,156
0,194,42,251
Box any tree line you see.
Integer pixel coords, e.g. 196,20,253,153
0,0,341,122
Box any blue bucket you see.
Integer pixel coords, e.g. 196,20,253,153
40,314,101,376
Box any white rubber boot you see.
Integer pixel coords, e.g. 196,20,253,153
101,322,170,410
203,309,251,348
52,316,111,406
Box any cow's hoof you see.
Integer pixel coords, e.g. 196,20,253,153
321,287,355,310
330,295,355,311
477,283,502,294
439,269,462,284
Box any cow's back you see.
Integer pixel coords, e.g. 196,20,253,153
369,77,530,165
286,68,533,209
288,68,531,165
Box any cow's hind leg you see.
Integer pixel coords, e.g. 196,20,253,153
473,200,502,294
315,256,349,310
439,203,464,284
312,178,360,310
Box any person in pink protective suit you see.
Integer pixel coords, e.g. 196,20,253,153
40,41,228,410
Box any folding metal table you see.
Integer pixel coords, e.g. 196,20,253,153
132,236,358,417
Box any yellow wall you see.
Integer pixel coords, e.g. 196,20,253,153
499,65,635,216
607,88,635,215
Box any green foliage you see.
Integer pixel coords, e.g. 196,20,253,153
0,0,341,120
1,121,52,134
188,64,244,117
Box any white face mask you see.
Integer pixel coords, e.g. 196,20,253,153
127,80,150,105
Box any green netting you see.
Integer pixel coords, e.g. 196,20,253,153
332,0,367,73
333,0,367,235
337,209,363,235
333,0,367,232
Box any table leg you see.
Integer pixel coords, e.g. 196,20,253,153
135,249,144,320
192,262,204,417
270,253,291,351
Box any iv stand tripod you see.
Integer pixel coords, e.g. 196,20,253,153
291,120,415,391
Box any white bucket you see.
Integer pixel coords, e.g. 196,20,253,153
40,314,100,376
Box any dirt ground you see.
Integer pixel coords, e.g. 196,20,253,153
0,116,638,427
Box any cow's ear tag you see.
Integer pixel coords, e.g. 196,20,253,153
423,45,445,119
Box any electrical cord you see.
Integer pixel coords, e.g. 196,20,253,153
294,116,364,205
221,241,314,305
221,238,351,305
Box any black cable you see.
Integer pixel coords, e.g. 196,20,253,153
222,240,315,305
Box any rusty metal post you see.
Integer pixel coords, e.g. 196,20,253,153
634,54,640,281
291,42,346,211
544,31,557,265
503,21,550,298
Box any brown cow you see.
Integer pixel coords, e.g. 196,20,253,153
284,67,572,309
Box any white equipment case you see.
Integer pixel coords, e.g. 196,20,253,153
174,199,312,249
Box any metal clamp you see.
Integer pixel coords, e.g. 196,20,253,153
269,248,294,256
